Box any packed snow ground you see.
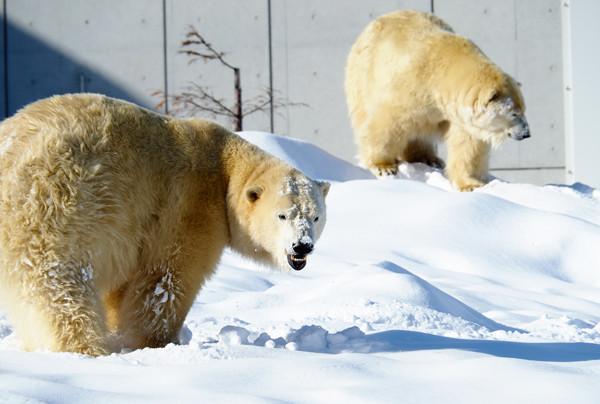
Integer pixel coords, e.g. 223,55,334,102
1,131,600,403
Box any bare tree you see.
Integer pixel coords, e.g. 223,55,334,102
154,25,306,132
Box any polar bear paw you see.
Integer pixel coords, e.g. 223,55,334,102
423,156,445,170
453,178,486,192
370,164,398,177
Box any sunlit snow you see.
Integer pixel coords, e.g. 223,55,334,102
0,131,599,403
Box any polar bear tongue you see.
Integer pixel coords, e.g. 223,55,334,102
287,254,307,271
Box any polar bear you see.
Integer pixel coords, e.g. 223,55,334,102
0,94,330,356
345,10,530,191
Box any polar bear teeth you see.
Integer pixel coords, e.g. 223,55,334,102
287,254,307,271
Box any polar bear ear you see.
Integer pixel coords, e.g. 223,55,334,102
317,181,330,198
245,185,264,203
485,88,501,105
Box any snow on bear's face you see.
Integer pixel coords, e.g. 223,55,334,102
470,84,530,148
245,171,330,271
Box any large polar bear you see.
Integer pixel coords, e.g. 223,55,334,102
0,94,330,356
345,10,530,191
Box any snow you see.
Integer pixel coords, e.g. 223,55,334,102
1,131,600,403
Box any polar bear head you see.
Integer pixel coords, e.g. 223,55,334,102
231,168,330,271
469,76,530,147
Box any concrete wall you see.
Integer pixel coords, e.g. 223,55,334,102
2,0,164,115
270,0,431,163
165,0,272,132
0,0,573,186
563,0,600,189
435,0,565,185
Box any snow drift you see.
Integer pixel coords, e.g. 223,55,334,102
0,131,599,403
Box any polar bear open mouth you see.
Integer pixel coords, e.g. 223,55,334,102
287,254,307,271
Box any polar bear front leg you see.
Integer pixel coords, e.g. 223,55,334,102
356,107,404,177
445,129,491,191
357,135,400,177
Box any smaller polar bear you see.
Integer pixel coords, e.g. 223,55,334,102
345,10,530,191
0,94,329,356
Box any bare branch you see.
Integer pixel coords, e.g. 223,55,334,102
181,25,237,72
152,26,308,130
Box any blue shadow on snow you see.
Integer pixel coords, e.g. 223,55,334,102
366,330,600,362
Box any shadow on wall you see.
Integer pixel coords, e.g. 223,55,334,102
1,20,147,119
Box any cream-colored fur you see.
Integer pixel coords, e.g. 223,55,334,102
345,10,530,191
0,94,329,356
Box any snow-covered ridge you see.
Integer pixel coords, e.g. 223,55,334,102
1,131,600,403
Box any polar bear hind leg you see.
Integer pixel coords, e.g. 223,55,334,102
6,257,109,356
402,138,445,169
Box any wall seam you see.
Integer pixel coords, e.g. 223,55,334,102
3,0,8,117
267,0,274,132
162,0,168,113
561,0,574,183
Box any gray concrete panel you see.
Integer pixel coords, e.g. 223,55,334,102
494,2,564,183
490,167,565,185
436,0,565,184
0,0,571,185
5,0,163,114
567,0,600,188
434,0,518,73
271,0,431,162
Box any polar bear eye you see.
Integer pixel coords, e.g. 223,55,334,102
314,216,319,222
278,214,286,221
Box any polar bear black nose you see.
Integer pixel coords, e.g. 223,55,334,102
292,242,313,255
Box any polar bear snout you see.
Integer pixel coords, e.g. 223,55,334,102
286,242,312,271
292,241,313,256
508,117,531,141
286,242,314,271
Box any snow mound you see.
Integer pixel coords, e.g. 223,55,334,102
361,261,513,332
238,131,374,182
2,130,600,402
